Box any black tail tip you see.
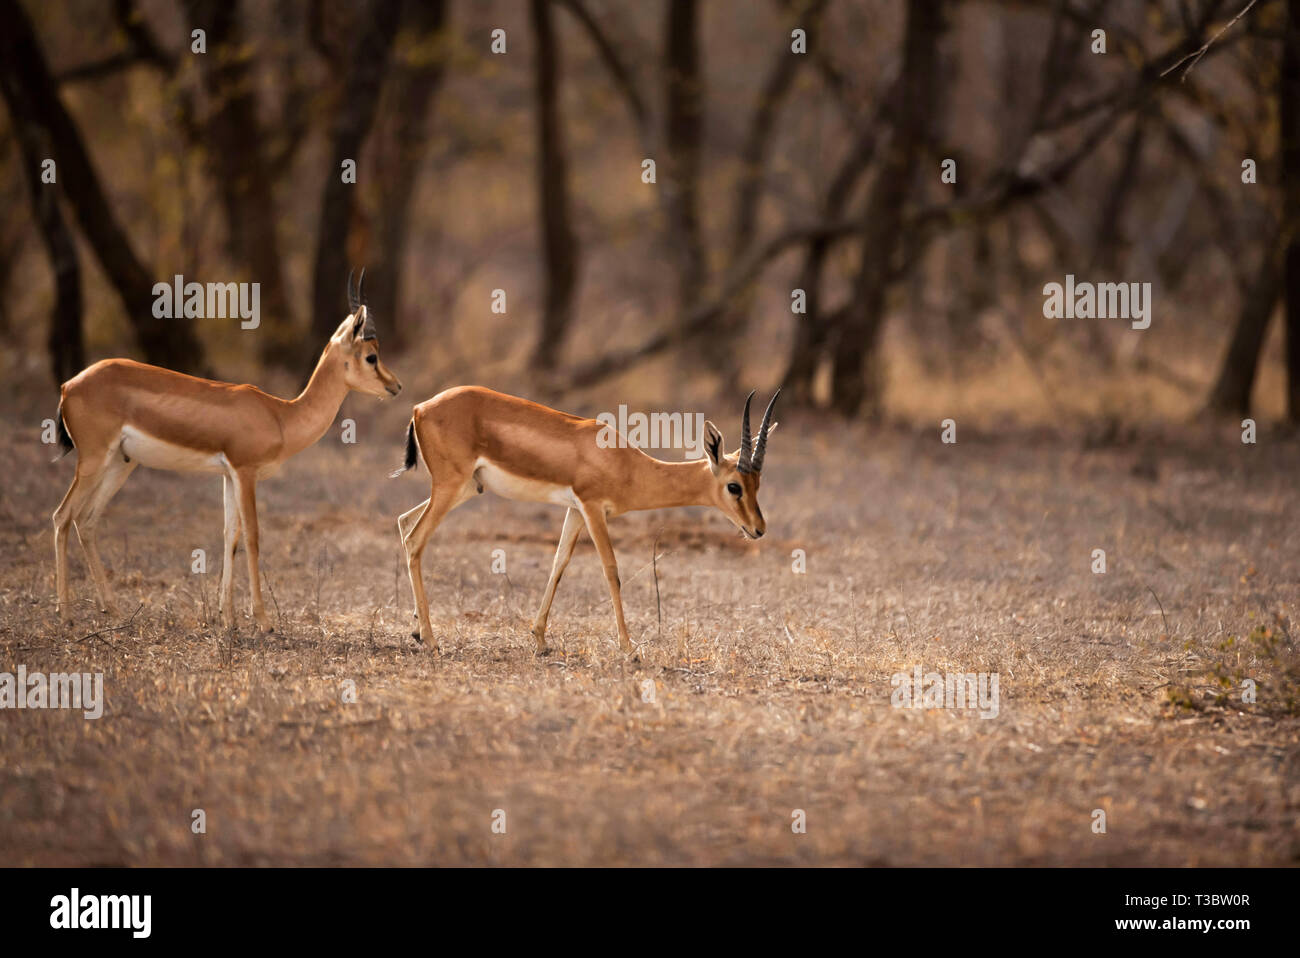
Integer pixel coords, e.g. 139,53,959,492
391,419,417,478
51,409,74,461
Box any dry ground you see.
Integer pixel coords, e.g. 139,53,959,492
1,391,1298,866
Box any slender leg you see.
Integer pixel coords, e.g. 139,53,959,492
231,469,271,631
577,500,633,654
396,499,429,630
531,508,583,653
219,474,242,627
401,484,464,650
52,452,108,619
397,498,430,542
73,452,136,615
398,475,476,546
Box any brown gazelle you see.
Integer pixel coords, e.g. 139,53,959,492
52,270,402,628
392,388,778,654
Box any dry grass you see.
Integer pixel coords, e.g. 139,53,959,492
1,388,1298,866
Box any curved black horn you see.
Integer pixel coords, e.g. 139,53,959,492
750,389,780,473
737,390,756,473
347,269,360,312
357,267,378,339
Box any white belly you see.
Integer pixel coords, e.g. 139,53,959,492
120,426,226,474
474,458,577,507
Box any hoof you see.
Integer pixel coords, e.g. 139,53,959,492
535,646,552,657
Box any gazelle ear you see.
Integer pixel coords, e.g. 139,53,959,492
703,421,724,475
350,305,367,339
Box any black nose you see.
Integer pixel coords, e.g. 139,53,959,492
753,529,764,539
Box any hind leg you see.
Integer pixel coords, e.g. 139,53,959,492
397,499,430,542
400,474,478,650
73,452,137,615
53,449,112,619
397,475,479,640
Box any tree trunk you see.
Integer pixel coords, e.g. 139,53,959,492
528,0,579,371
829,0,943,417
0,68,84,385
0,0,206,373
711,0,826,386
306,0,402,378
1284,0,1300,421
371,0,449,354
781,117,881,405
184,0,296,368
1204,230,1284,416
663,0,705,315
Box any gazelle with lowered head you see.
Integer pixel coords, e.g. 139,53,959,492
392,388,779,655
52,270,402,628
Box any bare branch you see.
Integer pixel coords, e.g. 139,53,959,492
1161,0,1261,81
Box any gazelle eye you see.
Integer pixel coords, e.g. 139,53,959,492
366,354,378,365
726,482,742,497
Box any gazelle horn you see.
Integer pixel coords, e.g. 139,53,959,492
737,390,756,472
749,389,779,474
355,268,377,340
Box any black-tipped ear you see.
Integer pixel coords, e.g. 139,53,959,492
703,420,724,474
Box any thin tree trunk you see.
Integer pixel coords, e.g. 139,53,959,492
782,116,882,405
663,0,705,315
371,0,449,353
829,0,943,417
0,0,206,373
0,68,84,385
306,0,402,378
184,0,296,368
529,0,579,371
1284,0,1300,421
1204,230,1284,416
712,0,827,385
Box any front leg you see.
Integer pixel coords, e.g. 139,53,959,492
219,474,242,628
232,469,271,632
577,500,633,655
532,507,583,653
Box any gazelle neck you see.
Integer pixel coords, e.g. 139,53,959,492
625,456,717,512
281,344,350,457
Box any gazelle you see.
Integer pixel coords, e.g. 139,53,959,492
392,388,778,654
52,270,402,628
